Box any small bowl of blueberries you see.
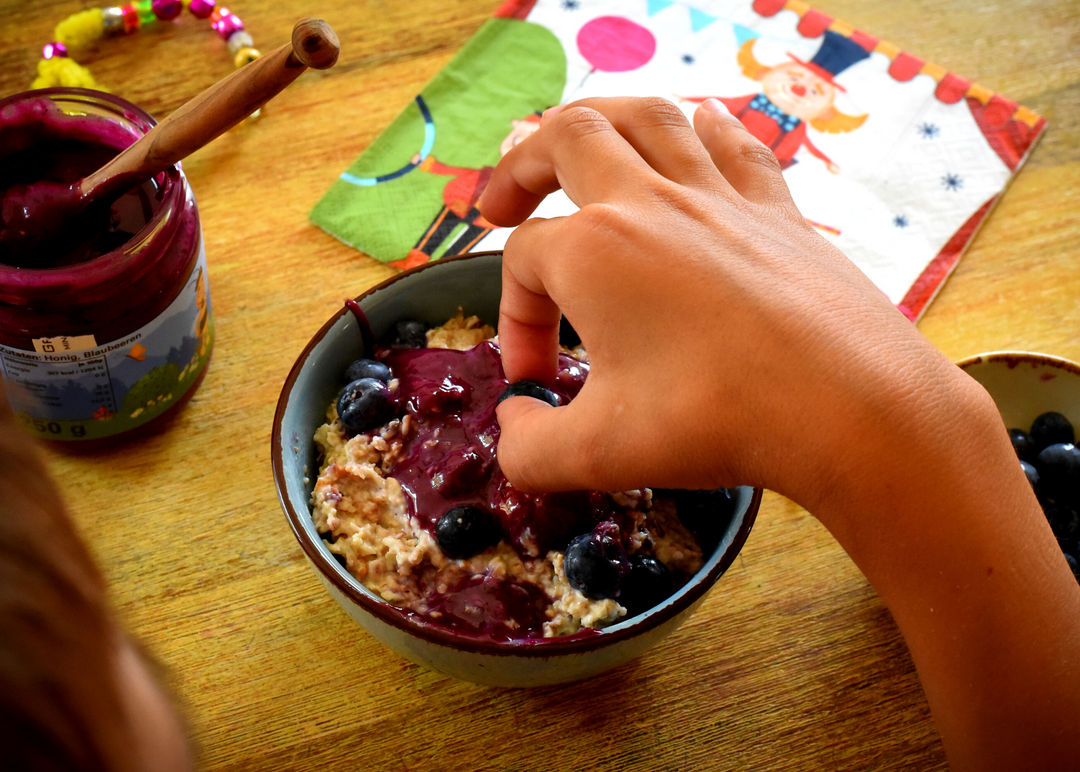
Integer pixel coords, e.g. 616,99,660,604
957,351,1080,582
272,251,761,687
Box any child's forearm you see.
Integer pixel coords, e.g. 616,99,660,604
810,364,1080,770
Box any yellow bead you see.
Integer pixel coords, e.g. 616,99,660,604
233,46,260,68
54,9,106,49
32,57,107,91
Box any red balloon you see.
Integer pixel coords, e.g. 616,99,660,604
576,16,656,73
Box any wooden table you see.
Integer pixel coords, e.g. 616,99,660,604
2,0,1077,769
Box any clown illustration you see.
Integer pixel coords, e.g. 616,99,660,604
389,113,543,270
686,30,869,173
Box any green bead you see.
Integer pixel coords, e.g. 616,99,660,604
136,0,156,23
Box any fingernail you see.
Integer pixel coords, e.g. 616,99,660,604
700,98,730,116
541,104,566,124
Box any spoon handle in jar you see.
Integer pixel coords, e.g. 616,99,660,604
79,17,339,199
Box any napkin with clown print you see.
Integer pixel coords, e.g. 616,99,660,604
310,0,1045,321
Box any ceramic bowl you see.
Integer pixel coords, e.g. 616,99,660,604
272,251,761,687
957,351,1080,574
956,351,1080,434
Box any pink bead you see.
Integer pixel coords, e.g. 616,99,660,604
211,8,244,40
42,41,69,59
152,0,182,20
188,0,215,19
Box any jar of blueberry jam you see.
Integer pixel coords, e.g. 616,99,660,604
0,88,213,446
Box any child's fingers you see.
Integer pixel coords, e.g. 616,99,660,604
692,99,798,210
478,104,658,227
494,395,587,493
553,96,726,191
497,217,566,386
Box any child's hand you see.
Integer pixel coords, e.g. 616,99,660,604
481,96,957,508
481,97,1080,771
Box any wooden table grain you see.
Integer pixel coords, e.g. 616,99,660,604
2,0,1077,769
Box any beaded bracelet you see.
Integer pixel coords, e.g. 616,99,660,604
34,0,260,93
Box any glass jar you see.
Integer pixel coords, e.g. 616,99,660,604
0,88,213,445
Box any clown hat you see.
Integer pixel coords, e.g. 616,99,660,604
788,30,871,93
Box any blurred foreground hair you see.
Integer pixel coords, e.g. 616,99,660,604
0,390,136,771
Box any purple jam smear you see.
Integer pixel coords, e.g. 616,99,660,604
348,335,645,640
379,340,626,559
423,574,552,641
0,98,162,269
0,138,161,268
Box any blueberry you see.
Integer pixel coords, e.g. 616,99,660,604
619,554,675,618
1045,504,1080,545
344,358,392,384
1034,443,1080,505
497,380,560,407
1030,411,1075,451
435,505,501,559
670,488,737,555
337,377,395,434
563,531,630,600
1009,428,1038,463
1020,460,1040,495
382,319,429,349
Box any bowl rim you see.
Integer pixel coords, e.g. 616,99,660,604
272,251,762,657
956,350,1080,374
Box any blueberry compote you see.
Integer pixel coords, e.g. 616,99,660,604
323,309,724,640
0,137,161,268
330,313,687,641
382,338,612,639
380,340,603,555
0,89,210,446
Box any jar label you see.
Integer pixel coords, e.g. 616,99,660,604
32,334,99,353
0,246,213,441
